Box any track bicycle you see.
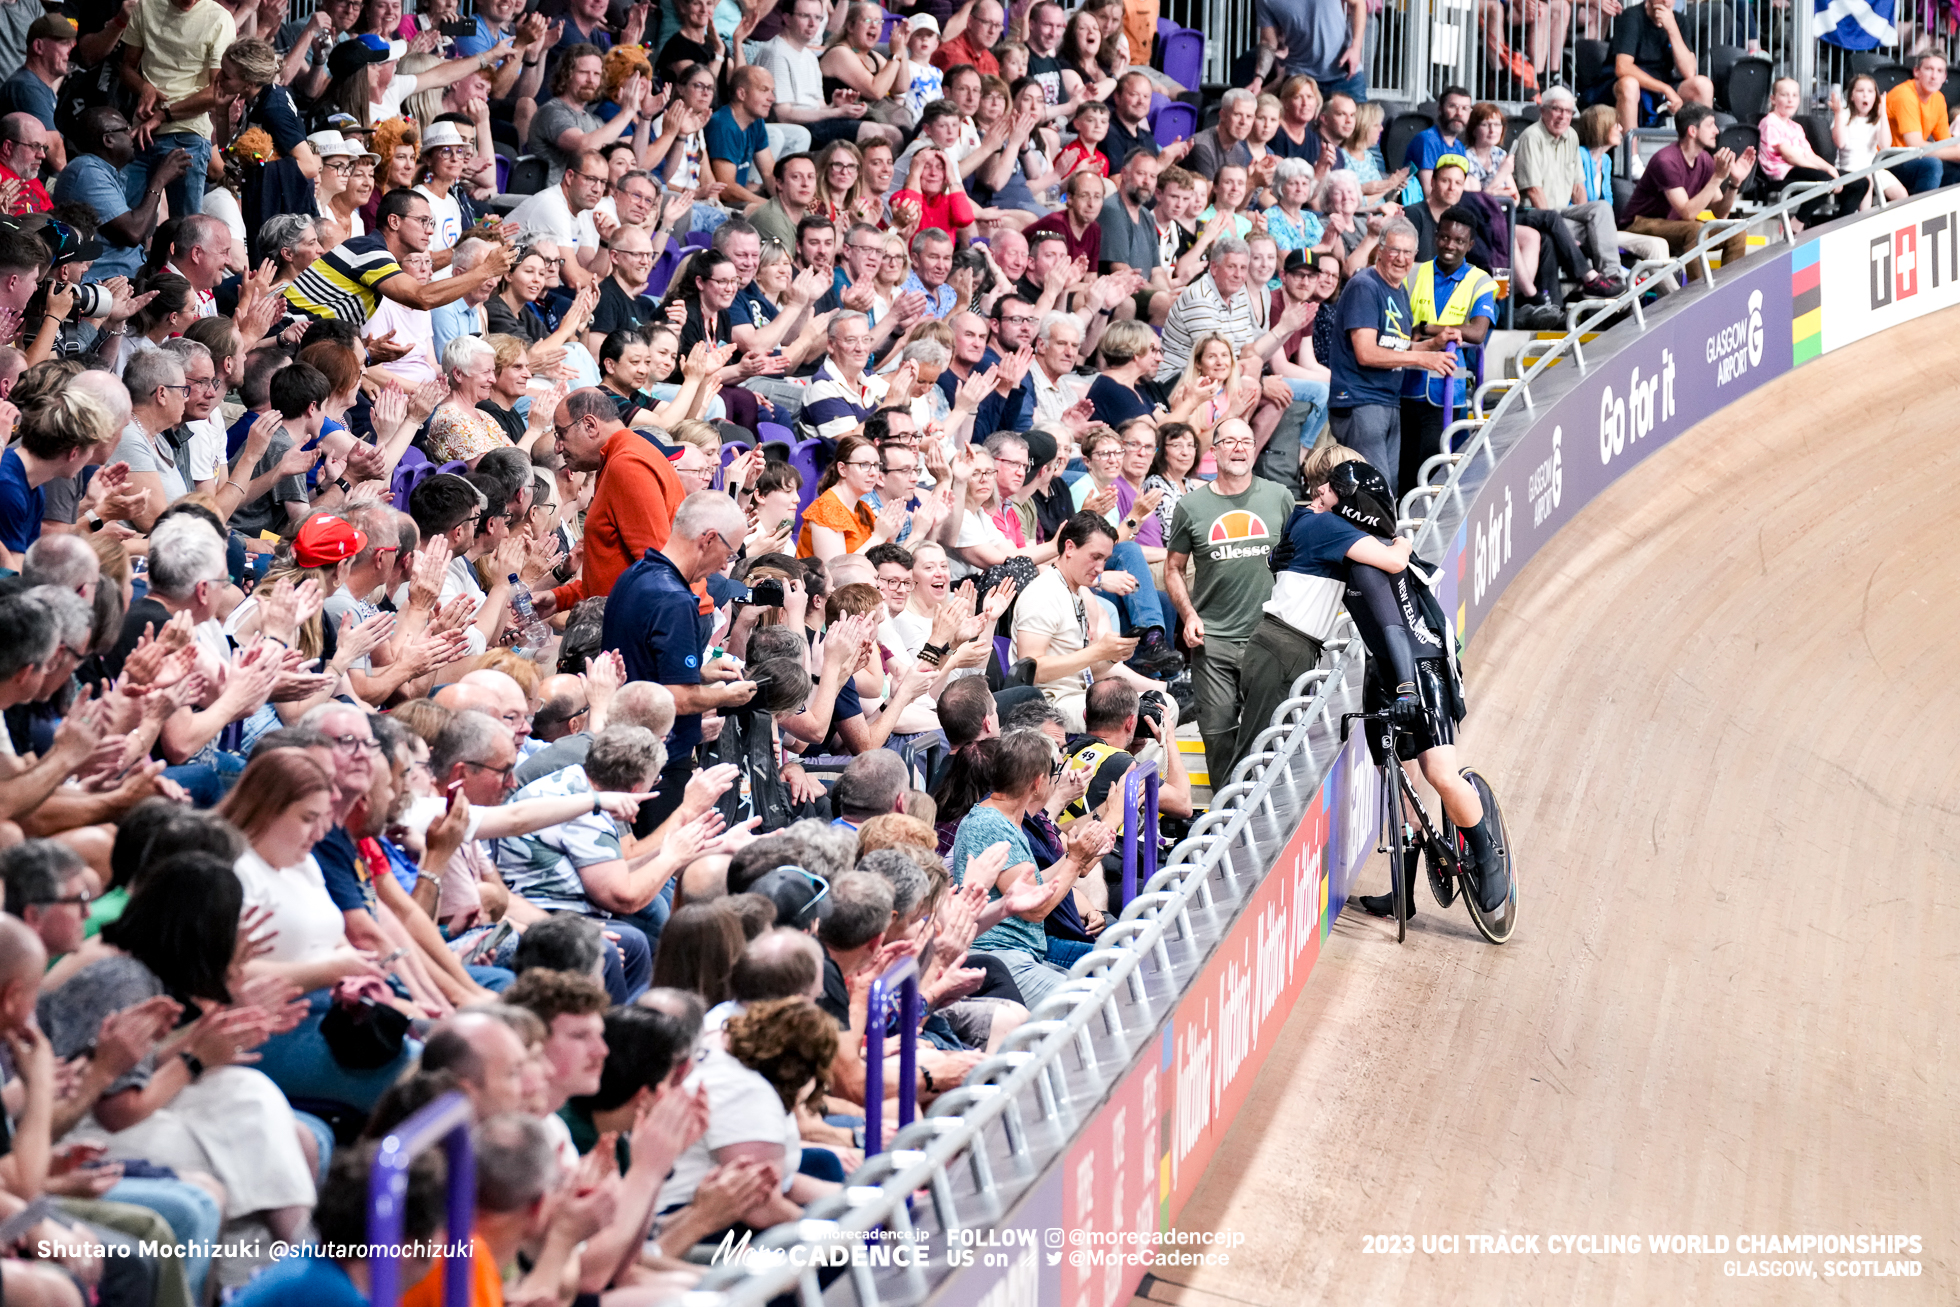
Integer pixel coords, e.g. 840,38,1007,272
1340,709,1518,945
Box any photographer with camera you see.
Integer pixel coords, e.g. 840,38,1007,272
19,218,154,368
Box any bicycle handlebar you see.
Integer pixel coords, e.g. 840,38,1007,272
1339,709,1393,743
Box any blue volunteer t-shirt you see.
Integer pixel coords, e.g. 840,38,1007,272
704,107,770,190
602,549,714,755
1404,125,1464,173
0,447,43,554
1329,267,1416,409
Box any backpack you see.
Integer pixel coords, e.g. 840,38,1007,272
710,705,797,832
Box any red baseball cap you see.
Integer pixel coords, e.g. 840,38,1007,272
293,513,367,568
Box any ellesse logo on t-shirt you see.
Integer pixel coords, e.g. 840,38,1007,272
1206,509,1274,560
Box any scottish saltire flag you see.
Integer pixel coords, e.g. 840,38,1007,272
1816,0,1897,50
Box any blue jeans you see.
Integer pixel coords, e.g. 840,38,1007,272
104,1177,221,1301
1094,539,1166,633
1892,156,1960,195
123,131,212,220
1046,937,1094,967
1314,66,1369,104
1259,377,1329,493
253,989,421,1114
162,749,246,807
615,882,673,952
466,964,515,992
600,920,652,1003
690,201,730,234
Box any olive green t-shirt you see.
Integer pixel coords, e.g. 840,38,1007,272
1166,477,1296,644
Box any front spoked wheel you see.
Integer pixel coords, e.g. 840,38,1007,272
1459,769,1517,944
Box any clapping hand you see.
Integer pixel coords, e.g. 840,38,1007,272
365,328,412,363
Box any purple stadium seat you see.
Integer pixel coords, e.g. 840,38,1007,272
994,635,1012,677
645,245,679,299
390,447,433,512
1152,101,1198,145
880,11,902,44
756,420,795,450
494,154,509,194
1162,29,1203,91
716,440,751,491
790,438,825,516
684,228,714,250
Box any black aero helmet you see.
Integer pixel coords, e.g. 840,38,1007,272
1327,459,1397,539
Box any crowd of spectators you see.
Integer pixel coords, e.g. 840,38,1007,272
0,0,1924,1296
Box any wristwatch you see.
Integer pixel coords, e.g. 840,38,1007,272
591,795,604,816
179,1051,205,1081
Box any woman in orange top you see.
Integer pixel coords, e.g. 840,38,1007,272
798,434,902,561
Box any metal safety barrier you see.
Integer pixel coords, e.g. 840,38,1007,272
367,1091,476,1307
1395,141,1934,539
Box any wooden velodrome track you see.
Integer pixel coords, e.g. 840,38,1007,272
1138,314,1959,1303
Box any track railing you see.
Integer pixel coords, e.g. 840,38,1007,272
673,147,1933,1307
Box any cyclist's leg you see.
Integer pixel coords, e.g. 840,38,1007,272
1345,561,1420,688
1415,744,1484,829
1409,657,1507,909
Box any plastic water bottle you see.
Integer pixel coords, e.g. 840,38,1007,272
507,574,550,649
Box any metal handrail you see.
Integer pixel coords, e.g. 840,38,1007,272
685,145,1946,1307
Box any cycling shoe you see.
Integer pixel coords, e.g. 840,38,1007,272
1471,843,1511,914
1355,890,1415,921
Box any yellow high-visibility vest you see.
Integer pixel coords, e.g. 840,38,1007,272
1408,259,1495,407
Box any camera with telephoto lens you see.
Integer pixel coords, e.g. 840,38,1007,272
69,284,110,319
747,578,786,607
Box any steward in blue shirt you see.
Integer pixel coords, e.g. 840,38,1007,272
600,491,759,829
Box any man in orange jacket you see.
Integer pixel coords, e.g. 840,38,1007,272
530,387,688,619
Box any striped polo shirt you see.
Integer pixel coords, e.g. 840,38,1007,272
282,234,403,327
1157,273,1259,381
